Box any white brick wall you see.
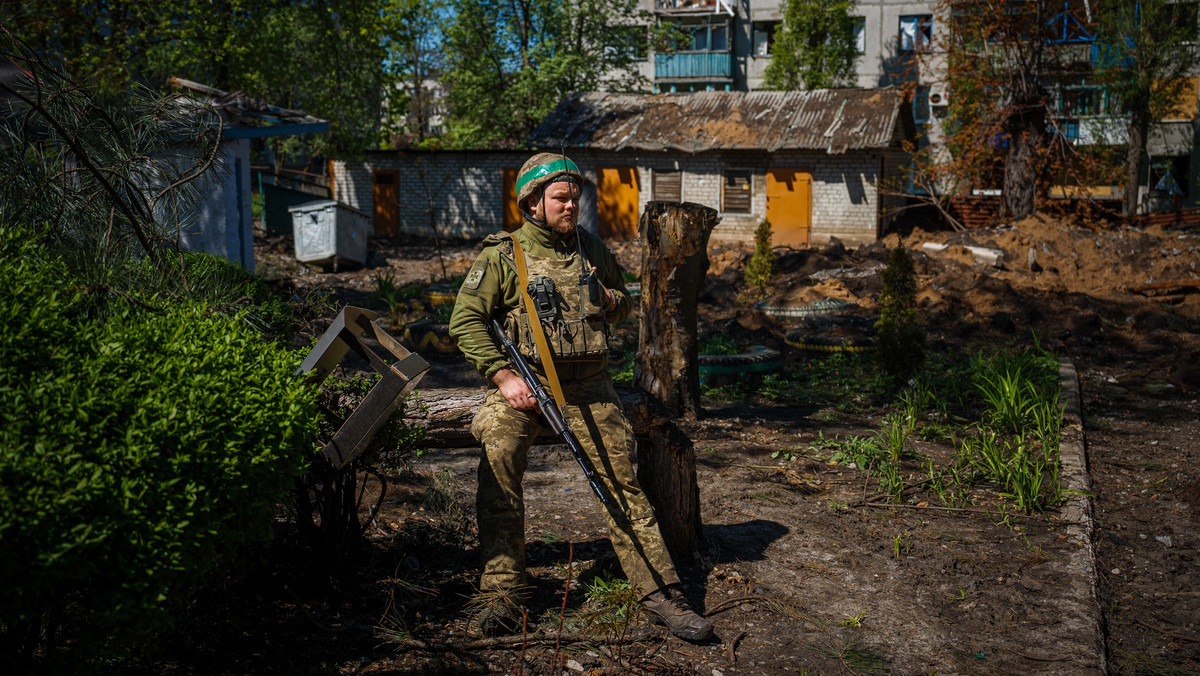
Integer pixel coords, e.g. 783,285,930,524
331,147,899,247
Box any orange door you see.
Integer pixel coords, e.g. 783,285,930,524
766,168,812,247
596,167,640,240
372,170,398,237
502,169,522,232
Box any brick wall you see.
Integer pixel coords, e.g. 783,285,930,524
331,147,901,247
332,150,529,239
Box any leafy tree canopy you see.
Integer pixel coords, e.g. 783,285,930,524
8,0,390,155
763,0,859,91
440,0,664,149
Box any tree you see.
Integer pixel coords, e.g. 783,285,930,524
939,0,1067,220
763,0,859,91
440,0,661,149
381,0,447,146
1094,0,1197,216
9,1,392,155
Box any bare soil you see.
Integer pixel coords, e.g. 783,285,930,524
129,215,1200,675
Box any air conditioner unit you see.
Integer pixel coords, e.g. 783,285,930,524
928,85,950,107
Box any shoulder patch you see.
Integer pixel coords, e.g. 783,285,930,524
463,262,487,290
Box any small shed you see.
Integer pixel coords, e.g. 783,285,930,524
168,78,329,269
328,88,912,247
527,89,913,247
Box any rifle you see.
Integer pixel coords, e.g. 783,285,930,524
488,316,611,507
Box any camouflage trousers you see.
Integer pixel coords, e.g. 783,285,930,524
470,374,680,597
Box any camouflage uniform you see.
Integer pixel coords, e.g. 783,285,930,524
448,221,681,596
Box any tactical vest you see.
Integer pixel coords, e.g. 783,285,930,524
500,239,610,364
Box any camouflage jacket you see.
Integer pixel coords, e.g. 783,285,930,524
448,220,633,383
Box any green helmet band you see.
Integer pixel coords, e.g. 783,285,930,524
516,158,580,196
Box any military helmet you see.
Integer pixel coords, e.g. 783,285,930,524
516,152,583,208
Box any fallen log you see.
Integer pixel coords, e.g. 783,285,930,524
406,384,704,564
404,385,675,447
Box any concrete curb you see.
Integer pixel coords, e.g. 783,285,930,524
1058,358,1108,673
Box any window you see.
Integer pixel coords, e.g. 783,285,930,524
899,15,932,52
1149,157,1190,198
711,24,727,50
678,17,731,52
1060,87,1102,116
721,170,752,213
609,25,648,60
652,170,683,202
753,21,778,57
912,85,931,124
853,16,866,54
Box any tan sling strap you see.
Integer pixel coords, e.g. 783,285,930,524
509,236,569,416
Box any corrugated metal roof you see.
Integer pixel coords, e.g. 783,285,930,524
528,88,906,154
168,77,328,137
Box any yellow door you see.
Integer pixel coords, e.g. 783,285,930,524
502,169,522,232
766,168,812,247
597,167,640,240
372,170,398,237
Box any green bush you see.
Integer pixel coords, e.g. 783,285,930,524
744,220,776,296
874,246,926,382
0,231,320,664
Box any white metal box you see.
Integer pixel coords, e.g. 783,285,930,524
289,200,370,270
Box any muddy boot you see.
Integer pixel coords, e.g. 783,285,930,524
642,586,714,641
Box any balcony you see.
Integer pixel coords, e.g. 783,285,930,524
654,52,733,80
655,0,734,15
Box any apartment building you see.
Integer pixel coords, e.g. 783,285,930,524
635,0,1199,211
635,0,939,93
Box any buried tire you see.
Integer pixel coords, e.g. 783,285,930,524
784,329,874,353
698,345,782,385
422,283,459,307
403,319,458,354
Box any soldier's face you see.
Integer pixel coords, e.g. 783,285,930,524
532,180,580,235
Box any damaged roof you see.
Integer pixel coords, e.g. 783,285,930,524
167,77,329,139
528,88,907,154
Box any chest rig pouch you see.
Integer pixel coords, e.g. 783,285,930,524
504,248,610,364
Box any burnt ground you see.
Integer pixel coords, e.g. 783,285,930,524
124,214,1200,675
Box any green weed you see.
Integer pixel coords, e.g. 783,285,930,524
841,606,869,628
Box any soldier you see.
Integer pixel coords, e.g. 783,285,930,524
448,152,714,641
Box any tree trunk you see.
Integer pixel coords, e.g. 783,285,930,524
635,201,721,420
634,402,706,564
634,200,719,566
1002,104,1046,220
1123,112,1149,217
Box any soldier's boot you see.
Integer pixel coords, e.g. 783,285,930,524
642,586,715,641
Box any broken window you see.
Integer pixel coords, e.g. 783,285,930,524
1149,157,1190,198
900,15,932,52
753,21,779,57
853,16,866,54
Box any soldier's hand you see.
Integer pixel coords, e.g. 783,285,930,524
494,368,539,412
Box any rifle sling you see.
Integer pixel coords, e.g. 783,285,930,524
509,236,569,417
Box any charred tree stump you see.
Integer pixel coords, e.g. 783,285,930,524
635,201,720,419
631,201,720,565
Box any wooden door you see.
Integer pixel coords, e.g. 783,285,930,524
502,169,522,232
372,170,398,237
766,168,812,247
597,167,640,240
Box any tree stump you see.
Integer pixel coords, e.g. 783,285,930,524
635,201,720,419
632,201,720,565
